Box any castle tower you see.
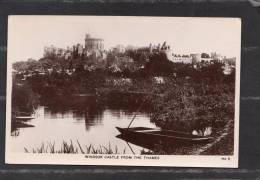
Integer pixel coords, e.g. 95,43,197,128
85,33,104,51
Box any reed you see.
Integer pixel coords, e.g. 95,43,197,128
24,140,125,154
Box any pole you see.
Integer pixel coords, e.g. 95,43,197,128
127,96,147,129
127,113,138,129
126,141,135,155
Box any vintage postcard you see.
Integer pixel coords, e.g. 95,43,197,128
6,16,240,167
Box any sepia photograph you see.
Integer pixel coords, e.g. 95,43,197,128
5,16,240,167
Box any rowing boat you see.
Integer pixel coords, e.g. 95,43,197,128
116,127,214,144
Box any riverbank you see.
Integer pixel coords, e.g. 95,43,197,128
12,68,235,155
200,120,234,155
13,76,235,134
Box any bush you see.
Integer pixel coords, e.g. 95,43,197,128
150,81,234,134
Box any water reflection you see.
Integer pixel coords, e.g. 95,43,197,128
11,119,35,134
10,100,156,154
11,129,20,137
83,106,104,131
116,134,197,155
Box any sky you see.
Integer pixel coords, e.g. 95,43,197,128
8,16,241,62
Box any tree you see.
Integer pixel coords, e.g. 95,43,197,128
201,53,210,58
144,53,174,76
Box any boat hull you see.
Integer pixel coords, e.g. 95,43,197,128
116,127,213,144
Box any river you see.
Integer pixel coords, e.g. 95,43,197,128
10,103,157,154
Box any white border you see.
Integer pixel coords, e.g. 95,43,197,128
5,16,241,168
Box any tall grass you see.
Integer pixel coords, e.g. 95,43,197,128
24,140,126,154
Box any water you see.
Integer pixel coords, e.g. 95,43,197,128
10,105,157,154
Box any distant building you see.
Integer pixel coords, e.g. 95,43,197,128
171,54,192,64
160,42,172,61
57,48,66,58
112,44,125,54
43,45,57,58
223,57,236,66
223,64,233,75
201,57,213,62
211,52,223,61
42,34,234,69
85,33,104,51
76,43,84,56
84,34,105,59
190,53,201,63
64,51,72,60
44,45,67,59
